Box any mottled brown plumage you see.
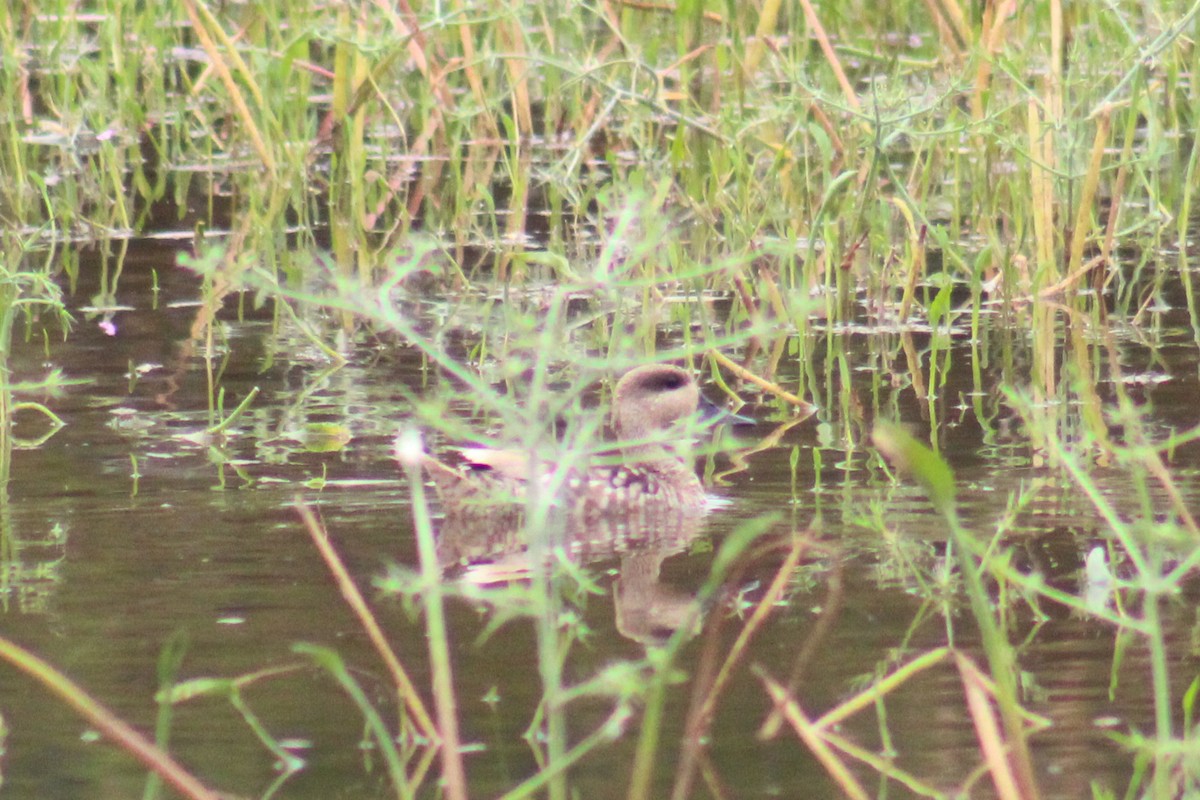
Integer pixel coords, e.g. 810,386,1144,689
418,364,708,520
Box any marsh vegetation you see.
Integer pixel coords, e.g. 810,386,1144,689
1,0,1200,798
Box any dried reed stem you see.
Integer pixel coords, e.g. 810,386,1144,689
295,499,439,741
796,0,861,112
1066,111,1111,281
757,670,872,800
709,349,811,409
0,635,222,800
179,0,276,174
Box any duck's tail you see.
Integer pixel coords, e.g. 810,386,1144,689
393,429,463,497
419,453,468,496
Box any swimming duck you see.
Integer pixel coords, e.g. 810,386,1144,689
416,364,713,521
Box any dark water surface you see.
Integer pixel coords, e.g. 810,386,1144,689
1,242,1198,799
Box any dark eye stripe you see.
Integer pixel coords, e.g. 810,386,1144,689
641,372,687,391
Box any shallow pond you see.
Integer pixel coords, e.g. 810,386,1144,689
1,239,1199,800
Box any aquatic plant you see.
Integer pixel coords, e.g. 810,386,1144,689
0,0,1198,798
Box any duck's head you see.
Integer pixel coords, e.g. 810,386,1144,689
611,364,701,442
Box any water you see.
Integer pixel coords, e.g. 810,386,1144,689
0,242,1196,799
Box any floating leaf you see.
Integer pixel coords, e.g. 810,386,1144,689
299,423,352,452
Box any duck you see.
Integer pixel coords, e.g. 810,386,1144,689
415,364,715,522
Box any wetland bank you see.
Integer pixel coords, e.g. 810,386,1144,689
2,1,1200,798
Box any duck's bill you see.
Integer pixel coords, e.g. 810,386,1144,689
697,396,755,428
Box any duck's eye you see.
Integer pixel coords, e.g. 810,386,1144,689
645,373,686,391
